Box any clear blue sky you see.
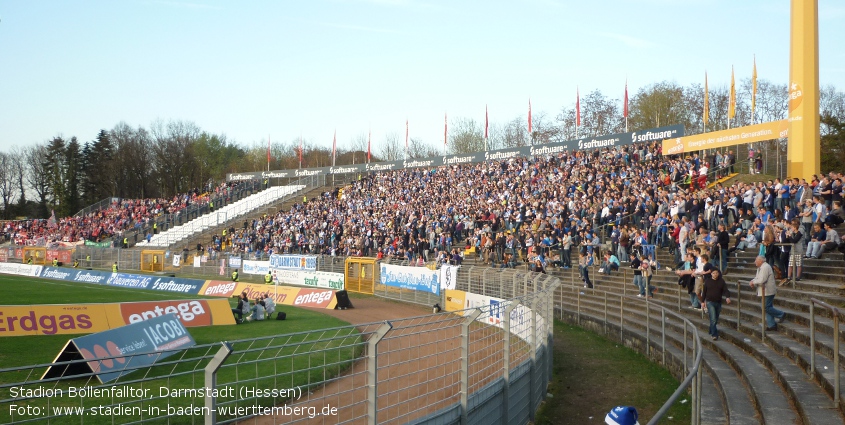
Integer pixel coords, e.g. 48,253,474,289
1,0,843,154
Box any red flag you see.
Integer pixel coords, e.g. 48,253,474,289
444,113,448,147
624,81,629,118
367,130,371,163
528,98,532,135
576,87,581,127
332,129,337,167
484,105,488,139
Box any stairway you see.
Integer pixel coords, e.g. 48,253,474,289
180,184,331,252
460,248,845,424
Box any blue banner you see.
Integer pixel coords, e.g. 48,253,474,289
379,263,440,295
38,268,203,295
66,313,195,383
269,254,317,271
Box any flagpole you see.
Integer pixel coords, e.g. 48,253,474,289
267,134,271,172
624,78,629,133
575,87,580,139
484,105,489,151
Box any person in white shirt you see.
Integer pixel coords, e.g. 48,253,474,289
263,293,276,319
749,256,786,330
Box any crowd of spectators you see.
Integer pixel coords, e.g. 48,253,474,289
1,181,253,247
217,142,845,288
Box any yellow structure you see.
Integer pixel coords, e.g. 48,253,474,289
787,0,820,179
140,250,165,272
344,257,376,294
22,247,46,265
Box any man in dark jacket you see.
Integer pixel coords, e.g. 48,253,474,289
716,224,731,273
701,268,731,340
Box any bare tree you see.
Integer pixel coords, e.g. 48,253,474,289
151,119,199,196
408,137,439,159
378,132,402,161
0,153,17,219
501,117,528,148
348,133,368,164
820,85,845,136
530,111,560,145
9,147,26,213
449,118,484,154
24,145,50,218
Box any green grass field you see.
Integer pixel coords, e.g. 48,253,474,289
0,274,360,424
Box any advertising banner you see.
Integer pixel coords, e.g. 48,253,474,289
0,299,234,337
379,263,440,295
84,240,113,248
229,256,242,268
0,263,42,277
0,304,112,336
662,120,788,156
243,260,270,275
117,299,235,327
459,292,543,347
228,125,684,181
443,289,466,313
269,254,317,271
47,313,196,383
273,269,344,290
0,249,6,262
37,267,204,295
438,265,460,290
198,281,338,309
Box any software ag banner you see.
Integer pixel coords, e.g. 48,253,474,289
38,267,204,295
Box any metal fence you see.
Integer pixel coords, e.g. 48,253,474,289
0,265,558,425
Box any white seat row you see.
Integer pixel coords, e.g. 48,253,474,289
136,185,304,247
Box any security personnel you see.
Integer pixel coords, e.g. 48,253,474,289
153,222,158,234
232,269,239,282
303,195,307,204
52,258,58,266
86,254,91,266
122,236,128,249
26,257,32,265
210,200,214,212
112,262,118,272
73,259,79,268
264,271,273,284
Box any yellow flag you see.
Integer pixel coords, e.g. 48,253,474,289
703,71,709,127
728,66,736,121
751,56,757,120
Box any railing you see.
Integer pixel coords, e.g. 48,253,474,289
0,264,557,425
557,268,705,425
809,298,841,408
73,196,119,218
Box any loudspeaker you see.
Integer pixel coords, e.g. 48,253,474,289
276,312,286,320
335,290,354,310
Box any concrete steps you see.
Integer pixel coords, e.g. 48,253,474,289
463,254,845,424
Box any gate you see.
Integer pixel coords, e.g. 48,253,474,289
344,257,376,294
